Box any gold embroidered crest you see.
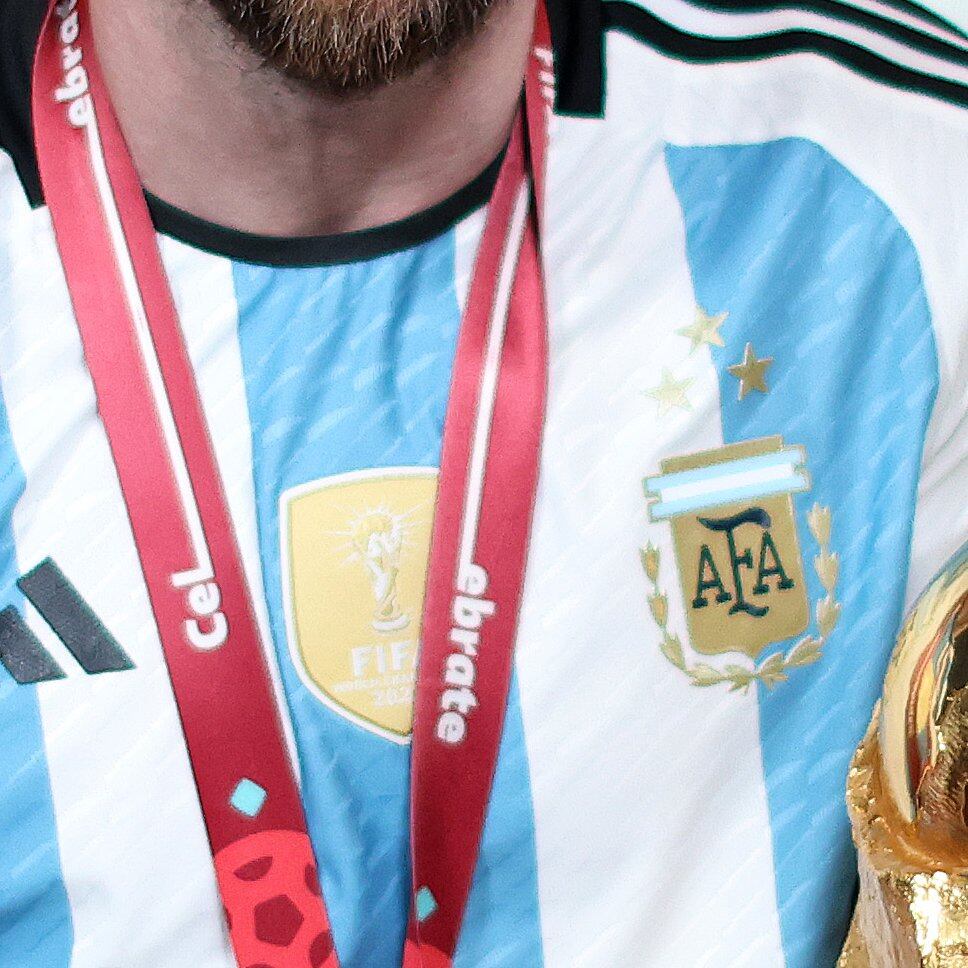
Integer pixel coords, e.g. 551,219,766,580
642,436,840,690
280,467,437,741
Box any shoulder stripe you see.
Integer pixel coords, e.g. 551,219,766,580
873,0,965,34
603,0,968,107
685,1,967,60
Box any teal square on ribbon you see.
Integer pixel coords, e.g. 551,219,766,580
415,886,438,923
230,778,267,818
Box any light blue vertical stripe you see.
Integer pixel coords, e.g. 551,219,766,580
231,231,542,967
667,138,938,967
455,683,540,967
0,381,73,966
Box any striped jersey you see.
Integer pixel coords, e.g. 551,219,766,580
1,1,967,966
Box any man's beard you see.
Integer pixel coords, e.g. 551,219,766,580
207,0,499,93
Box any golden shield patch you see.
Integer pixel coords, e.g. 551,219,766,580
280,467,437,742
642,436,842,691
653,437,809,659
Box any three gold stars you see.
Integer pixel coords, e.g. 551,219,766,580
678,306,727,353
727,342,773,401
645,368,693,415
646,307,772,413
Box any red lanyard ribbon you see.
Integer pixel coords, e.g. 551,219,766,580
32,1,551,965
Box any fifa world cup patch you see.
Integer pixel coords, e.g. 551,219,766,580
280,467,437,742
642,436,841,691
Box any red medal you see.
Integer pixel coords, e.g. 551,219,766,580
32,1,551,963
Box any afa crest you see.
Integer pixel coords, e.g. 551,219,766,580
642,436,841,690
280,467,436,742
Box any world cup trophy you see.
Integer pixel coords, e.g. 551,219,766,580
349,510,411,633
839,544,968,966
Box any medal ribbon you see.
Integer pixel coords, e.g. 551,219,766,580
32,1,551,965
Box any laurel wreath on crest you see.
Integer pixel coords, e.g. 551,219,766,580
640,503,841,691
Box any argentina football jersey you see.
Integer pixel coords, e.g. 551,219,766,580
0,0,966,966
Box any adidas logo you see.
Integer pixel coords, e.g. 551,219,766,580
0,558,134,684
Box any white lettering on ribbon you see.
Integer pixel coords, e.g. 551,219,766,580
54,0,228,654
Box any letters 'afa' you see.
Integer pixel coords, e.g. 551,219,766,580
839,543,968,966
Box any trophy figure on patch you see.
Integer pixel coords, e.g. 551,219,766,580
350,510,411,633
839,544,968,967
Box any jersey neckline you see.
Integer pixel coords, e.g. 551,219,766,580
144,147,504,268
0,0,602,270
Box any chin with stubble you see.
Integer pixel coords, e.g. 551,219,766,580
206,0,500,92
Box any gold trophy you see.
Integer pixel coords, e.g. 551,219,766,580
839,545,968,967
351,510,411,633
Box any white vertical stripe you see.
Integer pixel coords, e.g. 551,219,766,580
516,114,784,966
0,159,233,967
904,397,968,606
454,208,488,316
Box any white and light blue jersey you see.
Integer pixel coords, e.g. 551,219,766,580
0,1,966,965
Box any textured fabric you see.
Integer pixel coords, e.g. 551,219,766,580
0,3,965,966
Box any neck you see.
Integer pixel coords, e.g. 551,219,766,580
89,0,536,237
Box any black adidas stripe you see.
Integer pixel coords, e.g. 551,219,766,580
0,558,134,684
603,1,968,107
683,1,967,63
875,0,964,33
0,605,65,684
18,559,134,676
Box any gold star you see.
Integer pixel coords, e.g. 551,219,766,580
645,368,693,415
728,342,773,401
678,306,727,353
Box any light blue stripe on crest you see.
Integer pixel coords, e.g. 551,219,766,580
230,231,542,968
667,138,938,967
645,447,806,494
649,474,809,521
647,447,809,518
0,382,73,966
